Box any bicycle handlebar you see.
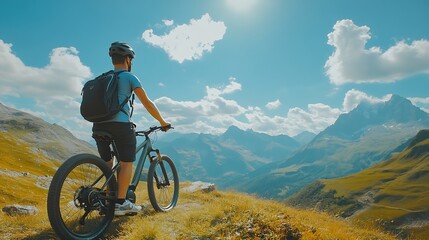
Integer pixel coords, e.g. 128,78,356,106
135,125,173,137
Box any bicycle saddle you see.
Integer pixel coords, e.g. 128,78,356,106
92,131,113,142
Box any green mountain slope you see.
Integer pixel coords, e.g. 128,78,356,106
287,129,429,239
0,103,97,208
0,131,60,207
0,103,95,161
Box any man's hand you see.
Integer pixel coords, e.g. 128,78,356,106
160,123,172,132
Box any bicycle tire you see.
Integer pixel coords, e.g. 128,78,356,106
47,154,117,240
147,155,179,212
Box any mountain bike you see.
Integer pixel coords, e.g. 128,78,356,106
47,125,179,240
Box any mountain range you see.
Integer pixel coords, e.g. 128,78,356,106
156,125,304,185
2,94,427,200
231,94,429,198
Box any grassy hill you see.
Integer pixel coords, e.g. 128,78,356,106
287,129,429,239
0,103,96,161
0,131,60,207
0,132,395,239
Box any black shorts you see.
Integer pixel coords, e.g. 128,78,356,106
92,122,136,162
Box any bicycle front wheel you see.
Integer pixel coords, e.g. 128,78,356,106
47,154,117,240
147,155,179,212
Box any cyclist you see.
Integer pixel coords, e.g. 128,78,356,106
92,41,170,216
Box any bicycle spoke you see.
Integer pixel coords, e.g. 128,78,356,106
51,158,115,237
147,156,179,212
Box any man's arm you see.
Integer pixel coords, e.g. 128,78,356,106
134,87,169,127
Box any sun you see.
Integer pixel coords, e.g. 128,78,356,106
225,0,259,13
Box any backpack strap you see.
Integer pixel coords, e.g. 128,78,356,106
114,70,135,119
118,93,134,118
128,93,135,118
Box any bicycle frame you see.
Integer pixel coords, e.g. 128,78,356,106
91,126,172,203
97,130,162,193
129,135,158,191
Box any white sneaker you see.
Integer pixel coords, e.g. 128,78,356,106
115,200,142,216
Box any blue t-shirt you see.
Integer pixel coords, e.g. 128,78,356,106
103,68,142,123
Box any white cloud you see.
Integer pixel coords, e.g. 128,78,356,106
325,19,429,85
266,99,281,110
153,79,247,134
142,13,227,63
284,104,343,136
408,97,429,104
207,78,241,98
0,39,92,140
342,89,391,112
0,40,91,98
155,78,245,123
408,97,429,113
152,78,345,136
163,19,174,26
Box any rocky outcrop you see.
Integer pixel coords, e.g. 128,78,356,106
2,204,38,216
182,181,216,193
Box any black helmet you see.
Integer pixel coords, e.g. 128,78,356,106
109,42,135,58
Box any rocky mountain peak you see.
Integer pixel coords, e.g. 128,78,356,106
222,125,247,136
321,95,429,139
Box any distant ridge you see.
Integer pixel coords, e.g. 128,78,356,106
292,131,316,145
156,125,302,186
407,128,429,149
0,102,95,160
234,95,429,198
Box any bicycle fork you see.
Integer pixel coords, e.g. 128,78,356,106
152,149,171,189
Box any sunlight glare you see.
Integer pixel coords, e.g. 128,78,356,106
226,0,259,13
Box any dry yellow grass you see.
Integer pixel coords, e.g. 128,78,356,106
108,183,394,240
0,181,396,240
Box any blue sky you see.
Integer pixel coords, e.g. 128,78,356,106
1,0,429,141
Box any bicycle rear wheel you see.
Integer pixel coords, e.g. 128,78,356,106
147,155,179,212
47,154,117,240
